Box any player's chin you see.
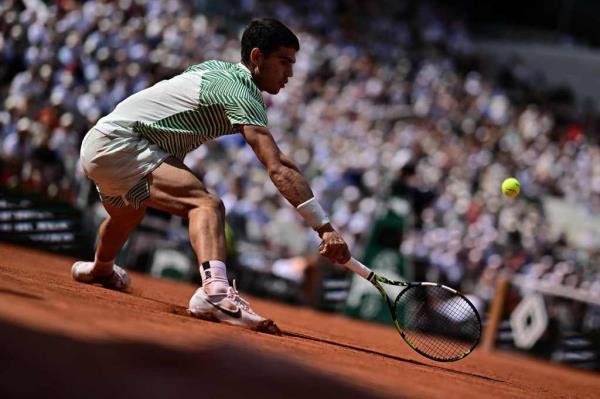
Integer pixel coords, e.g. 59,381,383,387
267,86,282,95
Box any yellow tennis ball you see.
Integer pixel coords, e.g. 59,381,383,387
501,177,520,198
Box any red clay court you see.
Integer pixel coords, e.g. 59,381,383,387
0,243,598,399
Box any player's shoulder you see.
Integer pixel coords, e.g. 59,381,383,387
190,60,260,99
186,60,250,83
185,60,234,73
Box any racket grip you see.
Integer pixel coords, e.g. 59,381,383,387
344,257,373,280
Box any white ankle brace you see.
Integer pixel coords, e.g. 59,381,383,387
199,260,229,292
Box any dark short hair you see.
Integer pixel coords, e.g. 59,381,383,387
241,18,299,63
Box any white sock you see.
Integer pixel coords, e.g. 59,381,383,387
199,260,229,295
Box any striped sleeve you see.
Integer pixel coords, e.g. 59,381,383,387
222,96,268,127
199,71,268,128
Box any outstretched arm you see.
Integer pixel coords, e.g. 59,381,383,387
241,125,312,207
241,125,351,263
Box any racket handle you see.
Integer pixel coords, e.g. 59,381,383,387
344,257,373,280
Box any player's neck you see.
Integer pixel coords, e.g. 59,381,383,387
241,61,261,90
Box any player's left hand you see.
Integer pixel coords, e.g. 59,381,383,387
317,225,351,264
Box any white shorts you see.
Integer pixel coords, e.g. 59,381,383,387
80,128,169,208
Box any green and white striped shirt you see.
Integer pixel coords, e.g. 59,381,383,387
95,60,267,160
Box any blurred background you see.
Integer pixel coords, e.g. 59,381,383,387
0,0,598,370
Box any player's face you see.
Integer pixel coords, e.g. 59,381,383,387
253,46,296,95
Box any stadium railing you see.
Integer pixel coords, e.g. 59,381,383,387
483,274,600,371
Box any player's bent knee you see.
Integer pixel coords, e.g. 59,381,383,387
190,193,225,216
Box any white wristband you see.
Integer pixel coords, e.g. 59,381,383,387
296,197,330,230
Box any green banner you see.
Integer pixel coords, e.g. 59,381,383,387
345,209,405,323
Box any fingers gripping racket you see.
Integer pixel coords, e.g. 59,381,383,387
344,258,481,362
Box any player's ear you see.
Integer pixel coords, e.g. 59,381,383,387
249,48,263,67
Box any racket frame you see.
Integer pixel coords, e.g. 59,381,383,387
346,258,482,362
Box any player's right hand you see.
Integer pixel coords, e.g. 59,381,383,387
317,224,351,264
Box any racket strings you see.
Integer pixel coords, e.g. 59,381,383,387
403,304,468,357
396,286,481,361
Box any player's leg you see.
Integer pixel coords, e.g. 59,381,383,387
145,157,278,332
72,203,145,290
94,202,146,273
144,157,228,294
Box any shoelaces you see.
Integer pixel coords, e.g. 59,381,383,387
226,280,253,313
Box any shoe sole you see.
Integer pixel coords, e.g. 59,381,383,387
186,309,222,323
72,262,130,291
76,278,131,292
186,309,281,336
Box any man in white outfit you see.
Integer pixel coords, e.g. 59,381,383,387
72,18,351,332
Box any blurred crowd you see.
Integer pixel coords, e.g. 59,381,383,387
1,0,599,303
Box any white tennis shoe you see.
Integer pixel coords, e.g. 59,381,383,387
188,281,280,334
71,261,131,291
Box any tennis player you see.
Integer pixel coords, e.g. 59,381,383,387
71,18,351,331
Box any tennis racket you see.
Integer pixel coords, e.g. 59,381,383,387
344,257,481,362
